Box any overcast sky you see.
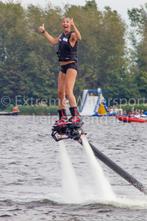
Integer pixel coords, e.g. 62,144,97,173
3,0,147,21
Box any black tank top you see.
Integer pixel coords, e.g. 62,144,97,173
57,32,78,62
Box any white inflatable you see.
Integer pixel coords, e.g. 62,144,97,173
80,88,108,116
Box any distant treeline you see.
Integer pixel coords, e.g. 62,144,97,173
0,0,147,109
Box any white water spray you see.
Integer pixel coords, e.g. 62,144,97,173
81,135,116,201
59,140,81,204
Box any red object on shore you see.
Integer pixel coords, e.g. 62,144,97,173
116,115,147,123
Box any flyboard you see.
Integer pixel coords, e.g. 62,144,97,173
51,121,147,195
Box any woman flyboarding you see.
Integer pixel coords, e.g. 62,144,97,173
39,17,81,125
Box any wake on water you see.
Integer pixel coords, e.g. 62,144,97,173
58,137,147,209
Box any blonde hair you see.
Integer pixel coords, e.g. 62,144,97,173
62,17,71,21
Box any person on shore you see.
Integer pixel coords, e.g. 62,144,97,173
39,17,81,125
12,105,20,113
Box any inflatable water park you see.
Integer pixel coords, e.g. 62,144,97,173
80,88,111,116
80,88,147,123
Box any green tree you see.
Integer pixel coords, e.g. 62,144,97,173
128,4,147,97
0,0,144,109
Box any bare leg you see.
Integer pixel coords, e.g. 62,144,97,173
58,72,66,109
65,68,77,107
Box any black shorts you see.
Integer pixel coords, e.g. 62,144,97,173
60,62,78,74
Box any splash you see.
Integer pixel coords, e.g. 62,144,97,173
81,135,116,201
59,140,81,204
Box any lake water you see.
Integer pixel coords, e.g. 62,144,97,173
0,116,147,221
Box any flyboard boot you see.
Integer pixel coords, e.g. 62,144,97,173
55,109,68,126
68,107,83,126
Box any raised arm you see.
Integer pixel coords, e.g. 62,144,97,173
70,18,81,40
38,24,59,45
